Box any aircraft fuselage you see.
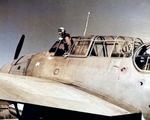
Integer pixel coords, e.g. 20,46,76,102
25,52,150,119
1,35,150,119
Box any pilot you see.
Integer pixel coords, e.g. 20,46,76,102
58,27,73,55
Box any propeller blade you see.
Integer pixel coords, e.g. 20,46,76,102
14,34,25,60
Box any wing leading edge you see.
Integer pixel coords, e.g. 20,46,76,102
0,73,140,117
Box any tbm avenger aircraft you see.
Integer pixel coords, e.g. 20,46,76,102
0,34,150,120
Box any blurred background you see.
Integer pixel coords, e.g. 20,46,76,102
0,0,150,67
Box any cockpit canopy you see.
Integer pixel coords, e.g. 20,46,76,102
133,42,150,72
49,35,143,58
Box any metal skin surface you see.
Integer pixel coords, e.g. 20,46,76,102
25,52,149,120
1,35,150,119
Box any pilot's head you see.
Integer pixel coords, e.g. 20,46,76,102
58,27,65,36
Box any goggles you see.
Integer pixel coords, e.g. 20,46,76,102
58,28,64,33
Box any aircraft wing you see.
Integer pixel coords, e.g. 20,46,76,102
0,73,140,116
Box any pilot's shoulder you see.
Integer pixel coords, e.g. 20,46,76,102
65,33,70,38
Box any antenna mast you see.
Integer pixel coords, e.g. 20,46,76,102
83,12,90,36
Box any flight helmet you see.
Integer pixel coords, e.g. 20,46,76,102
58,27,65,33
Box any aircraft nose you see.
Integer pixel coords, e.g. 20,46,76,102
0,63,12,73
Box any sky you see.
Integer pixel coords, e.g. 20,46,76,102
0,0,150,67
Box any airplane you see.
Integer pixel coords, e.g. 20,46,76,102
0,34,150,120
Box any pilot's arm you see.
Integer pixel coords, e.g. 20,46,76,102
65,36,71,46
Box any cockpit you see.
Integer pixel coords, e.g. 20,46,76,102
49,35,143,58
133,42,150,72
